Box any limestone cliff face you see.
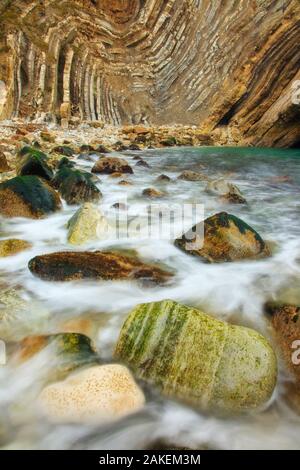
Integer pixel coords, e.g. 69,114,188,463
0,0,299,147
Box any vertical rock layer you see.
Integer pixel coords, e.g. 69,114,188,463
0,1,299,147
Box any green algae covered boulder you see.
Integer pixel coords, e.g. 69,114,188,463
0,175,62,219
52,167,101,205
17,146,54,181
175,212,270,263
115,300,277,414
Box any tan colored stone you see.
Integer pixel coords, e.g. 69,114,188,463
38,364,145,424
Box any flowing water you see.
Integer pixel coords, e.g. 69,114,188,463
1,146,300,449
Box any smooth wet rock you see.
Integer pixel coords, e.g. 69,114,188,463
0,239,32,257
16,332,98,377
0,151,10,173
135,159,150,168
266,303,300,382
0,288,49,341
175,212,270,262
52,167,101,205
0,175,62,219
57,157,75,170
265,302,300,412
67,203,110,245
51,146,74,157
92,157,133,175
28,251,172,284
112,202,127,210
96,144,111,154
80,144,94,153
115,299,277,414
118,180,133,186
16,146,53,181
206,179,247,204
178,170,207,181
113,141,129,152
128,144,141,151
38,364,145,424
142,187,165,198
156,174,171,182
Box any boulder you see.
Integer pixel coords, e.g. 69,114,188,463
16,332,98,378
142,187,165,198
115,300,277,414
0,175,62,219
118,180,133,186
0,288,49,341
135,159,150,168
175,212,270,262
38,364,145,424
52,167,101,205
16,146,53,181
57,157,75,170
206,179,247,204
178,170,207,181
92,157,133,175
67,203,110,245
266,302,300,412
28,250,172,284
156,174,171,182
0,239,32,257
128,144,141,151
51,146,74,157
96,145,111,154
0,151,10,173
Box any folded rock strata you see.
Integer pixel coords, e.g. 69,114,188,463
0,1,299,147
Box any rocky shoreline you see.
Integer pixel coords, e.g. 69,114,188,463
0,133,300,448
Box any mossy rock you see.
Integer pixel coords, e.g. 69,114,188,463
52,167,101,205
17,146,53,181
67,203,110,245
18,146,47,160
0,238,32,257
17,333,99,379
92,157,133,175
115,299,277,414
0,175,62,219
28,250,173,284
51,146,74,157
175,212,270,262
57,157,75,170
